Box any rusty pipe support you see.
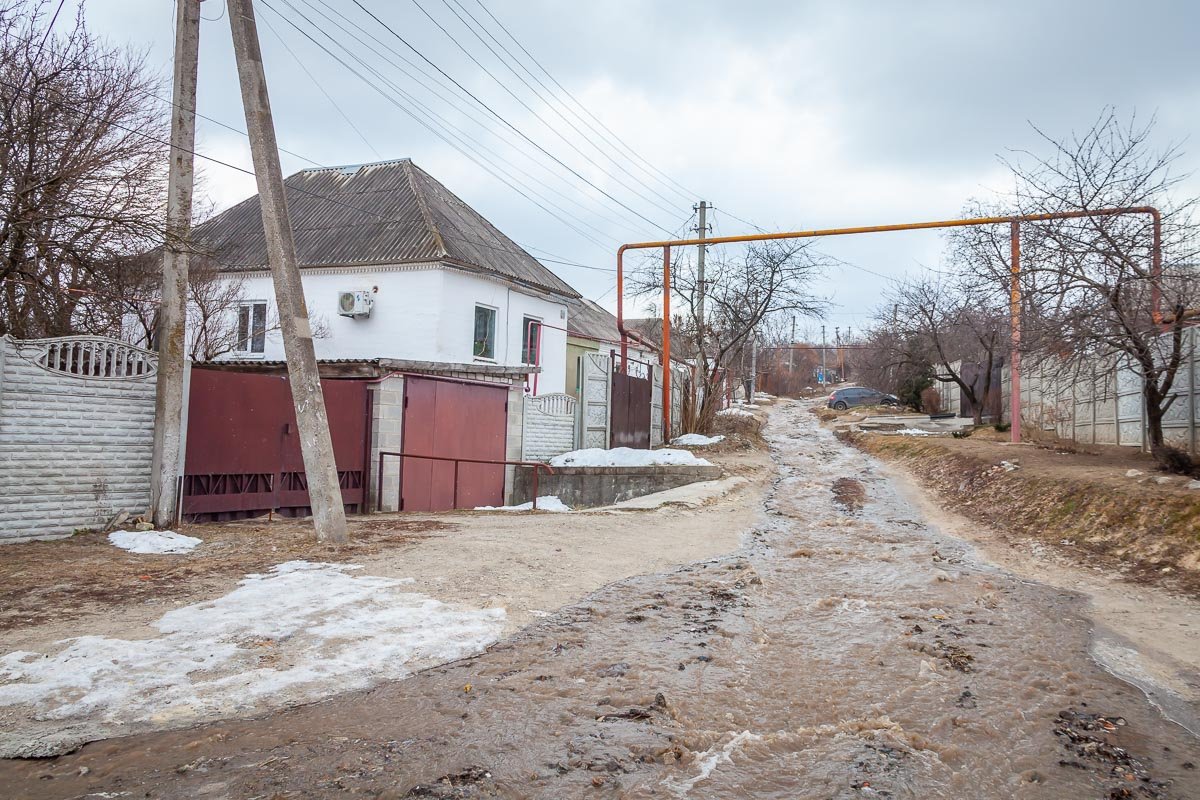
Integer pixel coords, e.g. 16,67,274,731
662,245,672,438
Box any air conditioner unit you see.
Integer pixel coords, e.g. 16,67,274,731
337,290,373,318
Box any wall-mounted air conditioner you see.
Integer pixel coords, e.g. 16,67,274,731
337,290,373,318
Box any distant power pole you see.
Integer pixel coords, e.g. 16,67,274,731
228,0,348,544
150,0,201,528
821,325,827,386
749,330,758,398
694,201,709,356
789,316,796,372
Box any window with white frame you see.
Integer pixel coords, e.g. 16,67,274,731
473,304,497,360
235,301,268,354
521,316,542,365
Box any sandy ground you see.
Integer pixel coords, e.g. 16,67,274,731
885,460,1200,733
0,440,771,756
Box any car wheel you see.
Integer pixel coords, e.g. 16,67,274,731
834,401,848,410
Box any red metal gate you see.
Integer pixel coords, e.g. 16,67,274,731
400,377,508,511
611,358,652,448
182,369,370,521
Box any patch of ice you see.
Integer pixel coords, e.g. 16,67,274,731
107,530,201,554
549,447,711,467
0,561,504,741
671,433,725,447
475,496,571,512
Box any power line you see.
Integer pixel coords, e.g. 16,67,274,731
434,0,688,210
346,0,678,236
405,0,681,220
1,77,621,282
471,0,698,202
276,0,643,240
262,0,618,249
258,12,382,159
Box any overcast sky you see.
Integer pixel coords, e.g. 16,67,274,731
80,0,1200,339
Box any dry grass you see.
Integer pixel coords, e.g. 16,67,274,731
0,518,454,632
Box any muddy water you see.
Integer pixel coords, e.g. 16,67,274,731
4,401,1199,799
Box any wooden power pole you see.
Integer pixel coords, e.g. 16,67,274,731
150,0,201,528
227,0,348,543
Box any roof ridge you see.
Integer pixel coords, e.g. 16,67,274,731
402,160,449,259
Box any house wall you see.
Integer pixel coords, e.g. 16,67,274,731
0,336,157,541
220,265,568,395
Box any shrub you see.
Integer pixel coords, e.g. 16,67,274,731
1152,444,1198,477
920,386,942,414
994,422,1011,433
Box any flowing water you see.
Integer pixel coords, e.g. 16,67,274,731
4,401,1199,798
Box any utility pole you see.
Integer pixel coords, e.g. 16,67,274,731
789,316,795,373
694,200,709,358
821,325,827,387
749,330,758,398
228,0,348,544
150,0,201,528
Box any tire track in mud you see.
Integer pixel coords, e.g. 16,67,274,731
2,401,1198,799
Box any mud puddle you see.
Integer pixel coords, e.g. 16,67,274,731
2,401,1198,799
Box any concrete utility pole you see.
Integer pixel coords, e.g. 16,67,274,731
150,0,201,528
820,325,827,387
694,201,708,356
228,0,348,544
749,331,758,398
789,316,795,372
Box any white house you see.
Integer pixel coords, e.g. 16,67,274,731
191,158,578,395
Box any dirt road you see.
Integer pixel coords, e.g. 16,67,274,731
3,401,1199,798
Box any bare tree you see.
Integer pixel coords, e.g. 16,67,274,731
0,2,168,337
883,275,1007,424
630,240,825,432
120,254,331,361
1007,111,1200,448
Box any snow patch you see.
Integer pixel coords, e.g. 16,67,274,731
107,530,201,554
895,428,932,436
717,408,755,419
475,496,571,512
671,433,725,447
549,448,711,467
0,561,504,743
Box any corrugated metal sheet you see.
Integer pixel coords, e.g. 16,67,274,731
195,159,579,298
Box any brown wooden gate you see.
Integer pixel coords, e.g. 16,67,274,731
182,369,370,521
610,359,652,448
400,377,508,511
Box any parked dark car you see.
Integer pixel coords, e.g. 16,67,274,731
827,386,900,410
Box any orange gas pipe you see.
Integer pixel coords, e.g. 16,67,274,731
615,206,1162,444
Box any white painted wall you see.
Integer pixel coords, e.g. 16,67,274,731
212,265,569,395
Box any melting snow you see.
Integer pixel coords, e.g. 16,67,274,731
896,428,933,436
671,433,725,447
475,496,571,512
107,530,201,554
549,448,712,467
0,561,504,739
717,408,755,418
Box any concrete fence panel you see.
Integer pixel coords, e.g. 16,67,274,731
0,335,157,541
522,392,578,462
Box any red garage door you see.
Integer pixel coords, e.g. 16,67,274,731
182,369,370,520
400,377,508,511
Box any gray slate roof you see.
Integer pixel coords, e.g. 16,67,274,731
194,159,579,298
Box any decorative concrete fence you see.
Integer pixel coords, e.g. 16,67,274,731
0,336,157,541
521,392,578,462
